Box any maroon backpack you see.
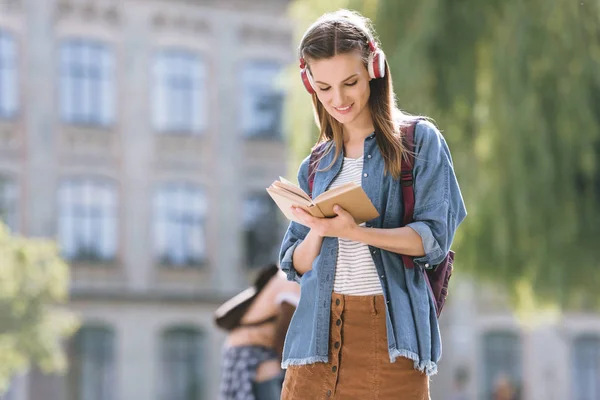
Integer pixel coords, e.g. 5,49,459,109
307,121,453,318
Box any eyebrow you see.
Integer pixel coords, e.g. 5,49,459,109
314,74,358,85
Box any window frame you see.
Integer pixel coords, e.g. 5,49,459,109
153,182,207,268
152,49,207,135
59,38,115,127
242,191,283,268
159,326,206,400
0,28,19,120
57,177,119,263
241,60,284,140
68,325,117,400
572,334,600,400
481,330,522,399
0,176,18,233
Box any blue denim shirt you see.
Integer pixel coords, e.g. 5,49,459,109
278,120,467,376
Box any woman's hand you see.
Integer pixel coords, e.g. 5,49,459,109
291,204,426,258
290,204,358,239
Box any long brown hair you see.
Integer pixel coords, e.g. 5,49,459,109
299,9,413,179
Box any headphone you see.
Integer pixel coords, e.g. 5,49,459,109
299,31,386,95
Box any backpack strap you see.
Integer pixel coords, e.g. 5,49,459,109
400,119,422,270
307,142,328,197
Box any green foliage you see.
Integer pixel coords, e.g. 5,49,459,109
0,224,79,394
288,0,600,308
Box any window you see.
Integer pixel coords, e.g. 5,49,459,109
482,331,522,399
243,193,282,268
154,183,206,266
0,30,17,119
60,40,114,126
58,178,118,262
0,177,18,232
68,326,116,400
572,335,600,400
153,51,206,134
242,62,284,139
160,327,205,400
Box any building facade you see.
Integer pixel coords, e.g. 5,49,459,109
0,0,291,399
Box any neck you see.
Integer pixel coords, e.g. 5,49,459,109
342,113,375,145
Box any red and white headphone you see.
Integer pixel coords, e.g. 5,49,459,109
299,36,386,95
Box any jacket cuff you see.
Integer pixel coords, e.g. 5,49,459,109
406,221,445,269
280,240,303,283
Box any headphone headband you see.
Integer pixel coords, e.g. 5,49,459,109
298,38,385,94
367,40,377,52
298,16,386,94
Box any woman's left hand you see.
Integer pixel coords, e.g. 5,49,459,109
290,204,358,239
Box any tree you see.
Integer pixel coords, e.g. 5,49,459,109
0,223,78,394
287,0,600,308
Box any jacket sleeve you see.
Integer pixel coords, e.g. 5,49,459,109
405,120,468,269
278,156,312,283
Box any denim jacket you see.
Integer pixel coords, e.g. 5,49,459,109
278,120,467,376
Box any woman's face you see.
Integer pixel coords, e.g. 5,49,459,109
308,51,372,126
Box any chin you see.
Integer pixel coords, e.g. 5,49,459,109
335,115,356,125
329,110,355,124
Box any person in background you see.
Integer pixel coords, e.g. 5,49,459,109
492,374,517,400
216,264,300,400
446,367,470,400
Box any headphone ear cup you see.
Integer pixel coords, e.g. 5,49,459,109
368,50,386,79
375,50,386,79
300,68,316,94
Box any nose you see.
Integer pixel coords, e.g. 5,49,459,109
332,87,344,107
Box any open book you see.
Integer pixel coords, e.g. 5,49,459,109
266,177,379,225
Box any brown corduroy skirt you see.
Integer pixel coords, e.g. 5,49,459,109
281,292,430,400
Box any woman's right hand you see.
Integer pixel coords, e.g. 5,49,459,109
291,204,358,240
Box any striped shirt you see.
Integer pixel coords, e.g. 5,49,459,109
329,155,383,295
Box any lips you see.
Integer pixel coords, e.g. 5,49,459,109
333,103,353,114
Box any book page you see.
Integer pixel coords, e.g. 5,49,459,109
267,185,312,206
267,187,324,223
279,176,296,186
272,179,312,203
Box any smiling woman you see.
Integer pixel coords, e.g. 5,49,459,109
310,54,371,128
277,8,467,400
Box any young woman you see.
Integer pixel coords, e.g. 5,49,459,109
278,9,467,399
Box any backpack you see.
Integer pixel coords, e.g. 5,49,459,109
213,263,280,331
307,120,454,318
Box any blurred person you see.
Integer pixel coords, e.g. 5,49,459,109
446,367,470,400
215,263,300,400
278,9,467,400
492,374,516,400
